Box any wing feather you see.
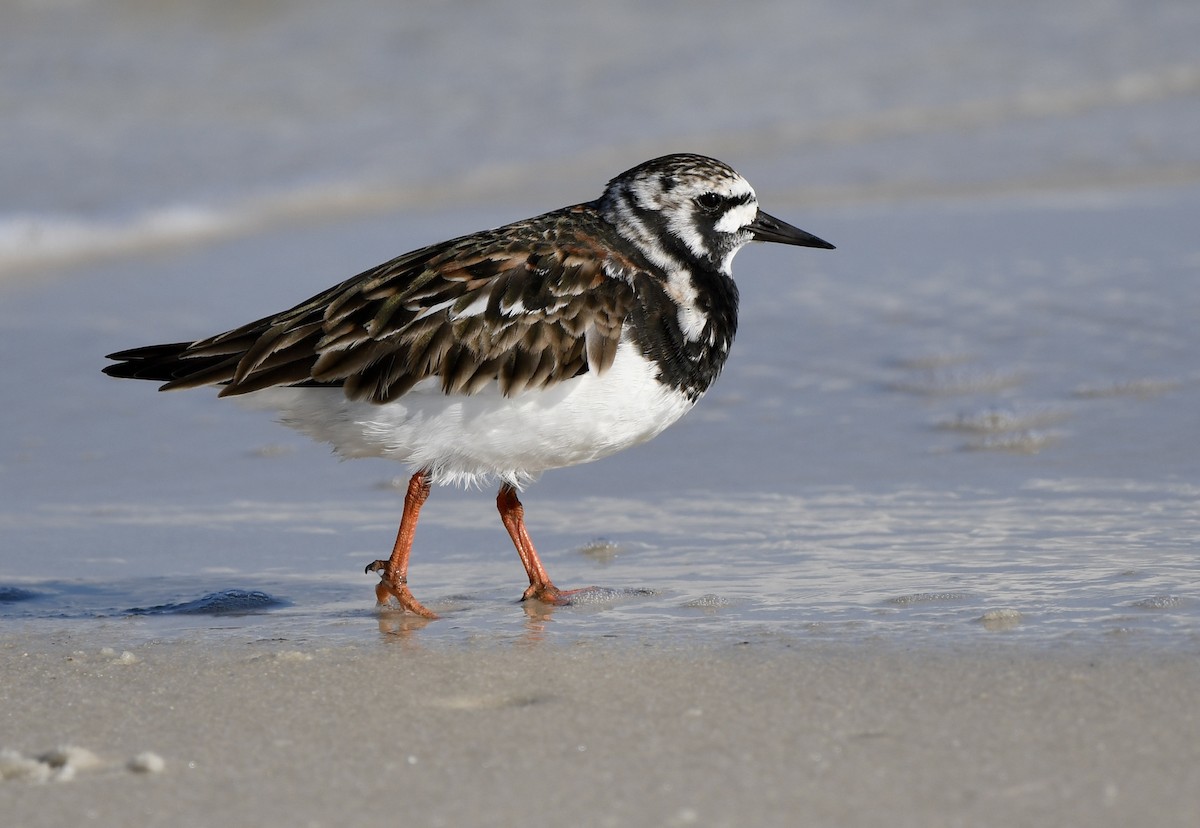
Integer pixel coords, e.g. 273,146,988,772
118,206,646,404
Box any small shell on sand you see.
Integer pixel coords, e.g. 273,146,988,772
128,752,167,774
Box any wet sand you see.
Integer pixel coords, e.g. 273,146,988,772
3,630,1198,827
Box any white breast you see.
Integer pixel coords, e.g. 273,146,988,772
243,338,696,488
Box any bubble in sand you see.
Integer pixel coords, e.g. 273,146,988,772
888,592,970,605
560,586,655,605
683,594,733,609
940,405,1065,434
1131,595,1182,610
99,647,140,665
890,366,1021,395
979,609,1023,630
1072,378,1179,398
271,650,313,662
963,429,1058,453
576,539,622,564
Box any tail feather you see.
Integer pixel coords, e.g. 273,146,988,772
102,342,238,388
103,341,335,393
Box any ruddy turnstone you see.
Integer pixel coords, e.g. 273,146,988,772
104,153,834,618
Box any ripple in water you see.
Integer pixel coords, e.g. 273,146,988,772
0,587,41,603
127,589,287,616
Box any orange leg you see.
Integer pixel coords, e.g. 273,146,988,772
365,471,438,618
496,484,572,605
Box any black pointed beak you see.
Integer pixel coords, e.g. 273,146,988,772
749,210,835,249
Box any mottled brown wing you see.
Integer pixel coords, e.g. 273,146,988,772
152,208,639,404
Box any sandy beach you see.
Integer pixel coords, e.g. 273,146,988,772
2,630,1197,827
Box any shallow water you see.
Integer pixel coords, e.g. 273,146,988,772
3,189,1198,650
5,477,1198,650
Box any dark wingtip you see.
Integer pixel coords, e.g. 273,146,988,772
102,342,201,383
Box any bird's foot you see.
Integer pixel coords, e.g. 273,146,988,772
521,582,597,606
365,559,439,619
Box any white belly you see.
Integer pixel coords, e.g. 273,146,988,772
244,340,695,488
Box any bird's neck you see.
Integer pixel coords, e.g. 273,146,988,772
628,261,739,403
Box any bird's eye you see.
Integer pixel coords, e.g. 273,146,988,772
695,192,724,213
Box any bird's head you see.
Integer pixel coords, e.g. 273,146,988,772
599,153,834,274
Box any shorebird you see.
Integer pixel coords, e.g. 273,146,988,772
104,154,834,618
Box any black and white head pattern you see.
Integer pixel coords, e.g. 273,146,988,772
599,153,761,277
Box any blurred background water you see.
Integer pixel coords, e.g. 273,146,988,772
2,0,1198,648
5,0,1200,268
